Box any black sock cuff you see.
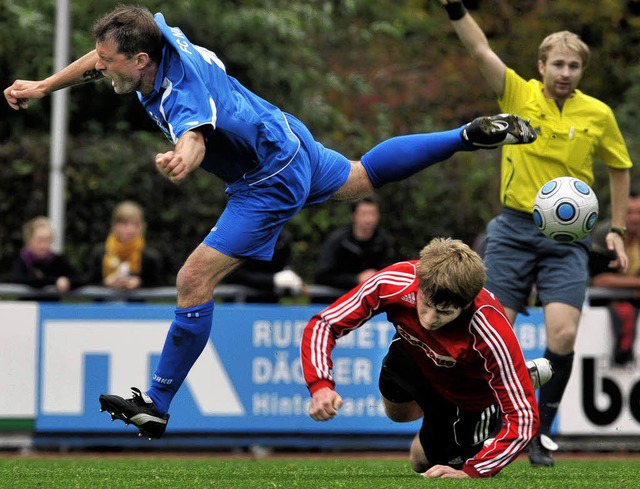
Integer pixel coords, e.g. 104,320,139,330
444,2,467,21
544,349,574,367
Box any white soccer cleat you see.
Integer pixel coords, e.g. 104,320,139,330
526,358,553,389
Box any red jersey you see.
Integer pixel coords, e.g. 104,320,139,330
301,261,539,478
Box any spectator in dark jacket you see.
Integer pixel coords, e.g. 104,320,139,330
12,216,84,294
314,195,393,292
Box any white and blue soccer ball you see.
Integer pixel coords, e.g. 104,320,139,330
532,176,599,243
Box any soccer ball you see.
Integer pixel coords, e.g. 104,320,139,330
532,177,599,243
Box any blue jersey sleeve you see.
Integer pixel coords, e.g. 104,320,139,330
154,54,217,143
144,13,302,183
147,13,223,143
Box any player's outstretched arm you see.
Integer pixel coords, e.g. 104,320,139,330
436,0,506,97
4,50,102,110
309,387,343,422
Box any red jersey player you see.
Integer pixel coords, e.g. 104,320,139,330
301,237,550,478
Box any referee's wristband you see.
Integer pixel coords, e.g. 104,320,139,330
444,1,467,21
609,226,627,240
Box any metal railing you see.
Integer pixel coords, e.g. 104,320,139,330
0,283,348,303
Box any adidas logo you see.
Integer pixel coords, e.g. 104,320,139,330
400,292,416,305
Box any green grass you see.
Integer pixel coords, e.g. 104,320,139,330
0,455,638,489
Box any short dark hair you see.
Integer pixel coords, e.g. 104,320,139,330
92,5,163,62
350,195,380,213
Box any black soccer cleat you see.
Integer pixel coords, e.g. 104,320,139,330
526,358,554,389
462,113,537,148
528,433,557,467
99,387,169,439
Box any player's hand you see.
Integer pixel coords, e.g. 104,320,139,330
4,79,47,110
606,232,629,273
157,129,206,183
423,465,470,479
155,151,192,183
309,388,343,421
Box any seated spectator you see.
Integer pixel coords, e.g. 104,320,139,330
590,191,640,365
224,231,304,302
314,195,393,294
86,201,162,290
11,216,84,295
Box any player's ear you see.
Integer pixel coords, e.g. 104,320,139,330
135,52,151,69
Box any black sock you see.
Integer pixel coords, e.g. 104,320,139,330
537,349,574,435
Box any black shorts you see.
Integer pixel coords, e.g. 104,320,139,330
378,335,500,468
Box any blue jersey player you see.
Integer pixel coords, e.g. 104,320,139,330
4,5,536,439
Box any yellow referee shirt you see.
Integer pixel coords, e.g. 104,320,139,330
497,67,632,213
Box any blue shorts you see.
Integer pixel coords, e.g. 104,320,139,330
483,207,590,314
203,115,351,260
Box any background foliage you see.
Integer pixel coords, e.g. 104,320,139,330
2,0,640,283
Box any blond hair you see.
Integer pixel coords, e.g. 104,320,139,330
22,216,53,245
415,237,486,308
538,31,590,68
111,201,146,231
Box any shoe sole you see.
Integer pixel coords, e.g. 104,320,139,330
99,395,168,439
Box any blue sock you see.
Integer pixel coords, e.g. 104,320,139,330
146,300,215,415
361,126,475,188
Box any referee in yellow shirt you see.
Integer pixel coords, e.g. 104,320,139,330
437,0,632,467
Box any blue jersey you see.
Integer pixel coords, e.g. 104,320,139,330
138,13,301,184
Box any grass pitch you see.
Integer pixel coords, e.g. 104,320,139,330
0,454,638,489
